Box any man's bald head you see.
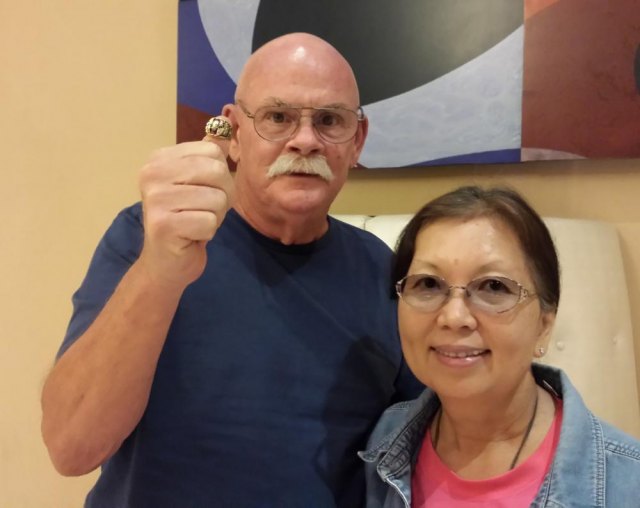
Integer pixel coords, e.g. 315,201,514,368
225,32,368,240
235,33,360,106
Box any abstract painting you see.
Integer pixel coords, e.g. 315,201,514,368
177,0,640,168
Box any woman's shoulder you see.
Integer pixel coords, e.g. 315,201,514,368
534,364,640,454
597,419,640,506
367,399,421,448
361,390,436,458
600,418,640,461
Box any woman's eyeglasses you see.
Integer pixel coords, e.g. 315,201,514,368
395,274,536,314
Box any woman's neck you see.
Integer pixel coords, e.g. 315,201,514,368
432,384,556,479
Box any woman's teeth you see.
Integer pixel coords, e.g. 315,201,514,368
435,349,486,358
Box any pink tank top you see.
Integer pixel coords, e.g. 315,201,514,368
411,400,563,507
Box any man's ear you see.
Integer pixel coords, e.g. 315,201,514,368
222,103,240,163
350,115,368,168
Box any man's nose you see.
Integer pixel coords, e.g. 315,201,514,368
285,116,324,155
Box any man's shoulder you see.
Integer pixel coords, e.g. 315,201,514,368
92,202,145,261
115,201,143,224
96,202,144,235
329,216,393,254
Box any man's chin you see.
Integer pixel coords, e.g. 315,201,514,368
273,188,334,215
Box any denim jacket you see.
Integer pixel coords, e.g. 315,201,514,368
359,364,640,507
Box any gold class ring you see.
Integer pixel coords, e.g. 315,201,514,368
205,116,232,140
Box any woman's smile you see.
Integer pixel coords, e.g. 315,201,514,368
431,345,490,367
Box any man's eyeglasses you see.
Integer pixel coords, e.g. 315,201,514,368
237,103,364,144
395,274,536,314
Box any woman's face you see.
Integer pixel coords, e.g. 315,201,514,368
398,217,555,402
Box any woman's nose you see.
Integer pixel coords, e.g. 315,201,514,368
436,289,477,330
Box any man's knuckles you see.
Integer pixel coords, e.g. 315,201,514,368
146,209,220,242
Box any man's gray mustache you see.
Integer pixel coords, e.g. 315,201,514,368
267,154,334,182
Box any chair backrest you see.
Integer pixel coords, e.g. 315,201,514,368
333,214,640,437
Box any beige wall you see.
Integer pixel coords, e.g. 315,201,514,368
2,2,638,506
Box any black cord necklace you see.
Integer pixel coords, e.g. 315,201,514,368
433,389,540,471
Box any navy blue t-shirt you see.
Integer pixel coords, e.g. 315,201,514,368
61,204,422,508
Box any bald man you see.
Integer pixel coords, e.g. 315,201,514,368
42,33,421,507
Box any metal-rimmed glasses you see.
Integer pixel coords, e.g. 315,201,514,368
237,102,365,143
395,274,536,314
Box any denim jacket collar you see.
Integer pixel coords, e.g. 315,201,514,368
358,390,437,506
530,366,607,507
360,364,611,508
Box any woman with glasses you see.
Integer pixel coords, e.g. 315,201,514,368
360,186,640,507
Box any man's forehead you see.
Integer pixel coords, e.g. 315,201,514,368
238,47,359,107
254,97,353,109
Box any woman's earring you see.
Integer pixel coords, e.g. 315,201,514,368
536,346,546,357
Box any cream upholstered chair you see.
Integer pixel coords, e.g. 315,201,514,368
332,214,640,438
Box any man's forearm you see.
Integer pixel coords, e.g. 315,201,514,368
41,261,183,476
